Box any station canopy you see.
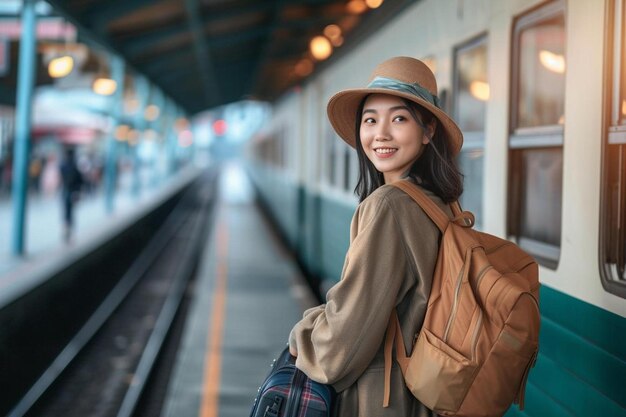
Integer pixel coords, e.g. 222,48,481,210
43,0,416,114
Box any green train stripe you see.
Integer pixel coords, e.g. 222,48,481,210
540,312,626,406
540,285,626,361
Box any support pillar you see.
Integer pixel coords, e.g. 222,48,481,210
132,76,149,197
166,102,178,176
11,0,37,256
151,89,165,186
104,55,125,213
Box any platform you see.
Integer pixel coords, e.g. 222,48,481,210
0,168,200,309
162,163,317,417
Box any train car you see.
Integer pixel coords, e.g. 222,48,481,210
247,0,626,416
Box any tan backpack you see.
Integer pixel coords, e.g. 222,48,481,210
382,180,540,417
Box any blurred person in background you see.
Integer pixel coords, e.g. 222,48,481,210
77,153,96,195
60,147,84,243
41,152,61,197
29,156,42,194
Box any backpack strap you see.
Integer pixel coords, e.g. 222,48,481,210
383,312,396,407
451,200,476,227
383,309,410,407
392,180,475,229
451,200,463,217
391,180,451,232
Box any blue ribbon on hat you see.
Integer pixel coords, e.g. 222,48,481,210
367,76,441,108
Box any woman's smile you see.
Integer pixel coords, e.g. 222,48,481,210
360,94,431,183
374,147,398,157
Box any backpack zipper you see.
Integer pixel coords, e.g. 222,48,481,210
468,265,492,360
470,310,483,361
443,265,466,342
444,262,491,344
474,265,493,293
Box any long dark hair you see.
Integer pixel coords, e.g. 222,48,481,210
354,96,463,203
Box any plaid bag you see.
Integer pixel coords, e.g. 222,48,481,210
250,347,335,417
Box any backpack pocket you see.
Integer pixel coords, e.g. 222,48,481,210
460,326,538,416
403,328,478,413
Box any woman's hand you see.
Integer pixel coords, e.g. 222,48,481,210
288,328,298,357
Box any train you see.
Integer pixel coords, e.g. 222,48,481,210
245,0,626,416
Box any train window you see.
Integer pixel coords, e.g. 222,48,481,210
600,0,626,298
453,34,487,229
508,0,565,269
323,120,355,194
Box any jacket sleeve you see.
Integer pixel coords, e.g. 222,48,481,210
289,193,413,392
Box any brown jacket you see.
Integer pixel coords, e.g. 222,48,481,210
290,182,450,416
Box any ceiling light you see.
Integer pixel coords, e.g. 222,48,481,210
365,0,384,8
115,124,130,141
310,36,332,61
93,77,117,95
48,55,73,78
295,59,314,77
175,117,189,131
346,0,368,14
323,24,342,40
330,36,344,47
144,105,160,121
125,97,140,114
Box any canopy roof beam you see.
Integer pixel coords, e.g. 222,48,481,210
184,0,220,108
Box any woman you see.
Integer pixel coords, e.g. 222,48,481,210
288,56,464,416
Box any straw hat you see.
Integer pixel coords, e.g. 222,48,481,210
326,56,463,155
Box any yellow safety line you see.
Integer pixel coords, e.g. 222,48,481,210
199,218,228,417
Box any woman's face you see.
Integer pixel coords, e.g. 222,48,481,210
359,94,432,183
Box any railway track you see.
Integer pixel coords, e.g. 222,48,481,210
7,170,217,417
